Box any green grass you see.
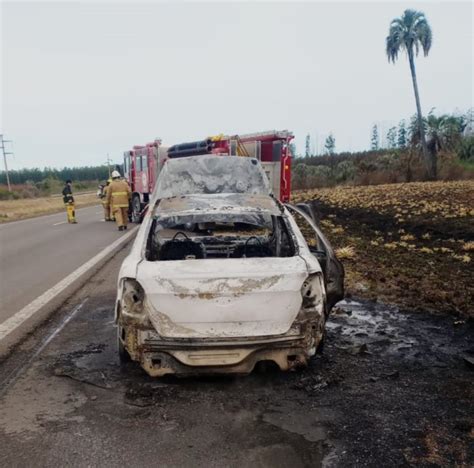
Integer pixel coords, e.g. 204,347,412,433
457,159,474,171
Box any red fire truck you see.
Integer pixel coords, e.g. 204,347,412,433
123,139,168,222
123,130,294,222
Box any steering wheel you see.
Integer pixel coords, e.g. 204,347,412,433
244,236,264,257
172,231,191,241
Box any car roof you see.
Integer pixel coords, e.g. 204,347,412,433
154,155,270,200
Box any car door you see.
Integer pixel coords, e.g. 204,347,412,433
286,203,344,312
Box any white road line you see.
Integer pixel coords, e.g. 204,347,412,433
53,221,67,226
0,299,88,396
0,226,138,343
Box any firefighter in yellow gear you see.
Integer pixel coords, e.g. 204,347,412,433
62,179,77,224
106,170,131,231
99,179,113,221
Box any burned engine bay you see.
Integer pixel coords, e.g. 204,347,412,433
146,211,296,261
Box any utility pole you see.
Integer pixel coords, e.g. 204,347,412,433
0,134,13,192
105,153,112,178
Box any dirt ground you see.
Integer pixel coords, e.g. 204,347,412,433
0,192,99,222
293,180,474,317
0,248,472,467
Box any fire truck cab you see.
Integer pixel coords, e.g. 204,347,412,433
123,139,168,222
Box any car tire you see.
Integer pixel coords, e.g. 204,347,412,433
316,331,325,355
131,195,142,224
117,327,132,364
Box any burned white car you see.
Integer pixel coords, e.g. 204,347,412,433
116,155,343,376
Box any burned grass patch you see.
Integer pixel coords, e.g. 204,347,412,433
294,180,474,317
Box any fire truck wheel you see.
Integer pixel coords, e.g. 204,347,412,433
131,195,141,224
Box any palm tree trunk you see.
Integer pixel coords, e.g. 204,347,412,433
408,49,434,179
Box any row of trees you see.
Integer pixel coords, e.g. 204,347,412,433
293,109,473,189
303,108,471,160
304,133,336,157
370,122,408,151
0,165,112,185
292,138,473,190
370,110,471,152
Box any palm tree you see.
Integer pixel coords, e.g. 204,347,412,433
408,111,466,170
386,9,433,178
426,112,466,152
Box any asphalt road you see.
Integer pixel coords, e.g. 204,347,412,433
0,248,471,467
0,205,128,324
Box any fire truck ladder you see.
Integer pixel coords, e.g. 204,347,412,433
234,135,250,157
210,133,250,157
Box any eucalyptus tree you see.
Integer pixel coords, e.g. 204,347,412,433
371,125,379,150
305,134,311,157
397,120,407,148
387,127,397,149
324,134,336,155
386,9,433,177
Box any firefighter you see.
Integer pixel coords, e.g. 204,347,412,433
62,179,77,224
106,170,131,231
99,179,113,221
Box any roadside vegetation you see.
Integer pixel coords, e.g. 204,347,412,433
0,173,105,222
0,179,100,201
294,180,474,317
0,165,112,200
0,192,99,222
293,110,473,189
0,165,110,186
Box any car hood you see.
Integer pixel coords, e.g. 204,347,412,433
154,192,281,216
136,256,310,338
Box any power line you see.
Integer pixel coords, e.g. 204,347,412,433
0,134,13,192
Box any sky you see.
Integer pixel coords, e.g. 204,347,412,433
1,0,472,170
